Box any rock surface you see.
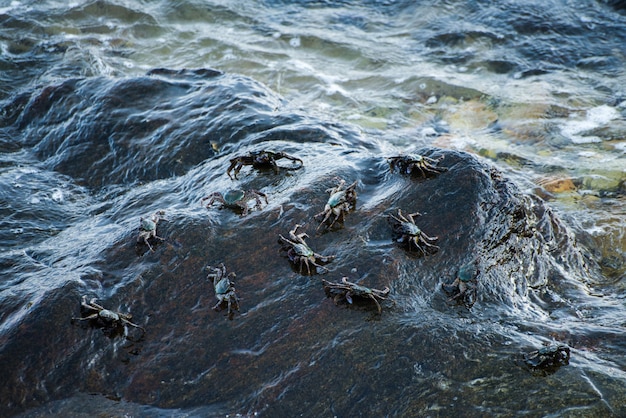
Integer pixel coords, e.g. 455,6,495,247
2,69,621,417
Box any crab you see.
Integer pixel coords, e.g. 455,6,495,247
388,209,439,255
201,189,268,216
387,154,447,178
206,263,240,319
137,210,166,252
314,178,358,231
521,344,570,375
73,295,145,337
278,224,334,275
322,277,390,314
442,261,478,307
227,150,304,179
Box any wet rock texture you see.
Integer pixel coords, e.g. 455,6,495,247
2,70,621,417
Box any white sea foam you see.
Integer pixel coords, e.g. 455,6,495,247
561,105,622,144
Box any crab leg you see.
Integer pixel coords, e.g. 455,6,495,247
226,160,243,179
310,259,328,273
420,231,439,242
143,237,155,252
315,210,334,231
289,224,308,241
368,295,383,314
300,258,310,275
121,318,146,333
238,203,249,216
405,211,422,223
226,299,233,316
201,194,225,208
411,240,434,256
73,313,100,322
252,191,268,210
86,298,106,311
280,154,304,170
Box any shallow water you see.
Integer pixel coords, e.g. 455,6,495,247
1,1,625,417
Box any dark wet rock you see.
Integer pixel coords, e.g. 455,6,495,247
2,69,366,190
0,69,619,417
602,0,626,13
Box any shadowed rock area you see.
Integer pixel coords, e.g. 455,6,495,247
2,69,624,417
